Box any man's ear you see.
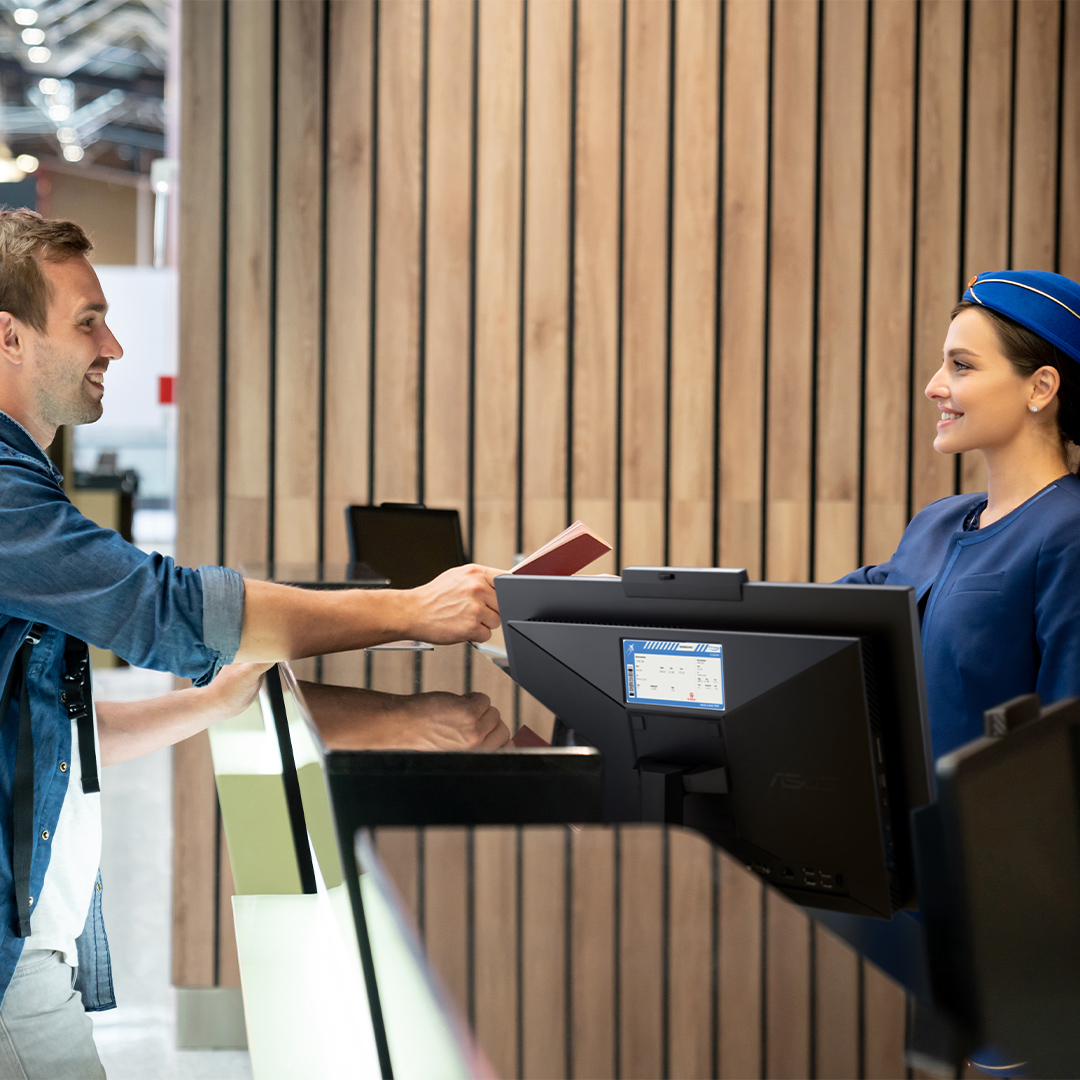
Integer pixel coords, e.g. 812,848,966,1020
0,312,24,364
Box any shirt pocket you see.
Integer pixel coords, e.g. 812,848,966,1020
948,571,1005,594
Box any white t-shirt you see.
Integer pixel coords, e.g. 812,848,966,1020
25,709,103,968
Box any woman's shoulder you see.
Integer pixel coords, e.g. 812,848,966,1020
907,491,985,530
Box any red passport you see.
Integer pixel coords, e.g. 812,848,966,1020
510,520,611,577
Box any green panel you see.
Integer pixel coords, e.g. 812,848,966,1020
215,773,304,895
297,761,343,889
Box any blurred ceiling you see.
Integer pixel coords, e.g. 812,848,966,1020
0,0,168,176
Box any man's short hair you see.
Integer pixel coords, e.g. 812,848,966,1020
0,209,93,333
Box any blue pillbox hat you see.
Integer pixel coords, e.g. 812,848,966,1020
963,270,1080,366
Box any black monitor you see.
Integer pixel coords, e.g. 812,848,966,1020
345,503,467,590
913,694,1080,1078
496,567,935,919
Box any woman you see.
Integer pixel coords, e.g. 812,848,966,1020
839,269,1080,759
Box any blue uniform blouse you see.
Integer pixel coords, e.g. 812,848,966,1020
838,473,1080,758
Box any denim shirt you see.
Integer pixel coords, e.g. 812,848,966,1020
0,410,245,1008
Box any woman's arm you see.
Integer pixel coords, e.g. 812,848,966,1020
96,662,272,766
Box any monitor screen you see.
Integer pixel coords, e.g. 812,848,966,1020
496,568,934,919
346,505,466,590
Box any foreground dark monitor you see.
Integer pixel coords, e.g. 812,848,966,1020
914,695,1080,1078
497,568,934,918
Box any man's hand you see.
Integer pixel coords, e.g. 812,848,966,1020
200,661,274,722
404,564,504,644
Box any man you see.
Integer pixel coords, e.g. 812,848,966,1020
0,209,506,1077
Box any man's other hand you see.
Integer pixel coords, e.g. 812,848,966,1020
406,563,504,644
398,690,510,751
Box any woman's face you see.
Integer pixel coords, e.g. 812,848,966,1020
924,307,1041,456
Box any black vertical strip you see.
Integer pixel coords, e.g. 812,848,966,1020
416,829,425,940
214,0,231,985
566,0,580,528
1006,0,1019,270
955,0,972,498
808,921,817,1079
857,0,873,570
267,0,281,571
467,826,476,1028
516,827,524,1080
368,0,382,504
759,886,768,1079
760,0,776,581
417,0,431,504
661,0,677,567
317,0,331,564
905,0,922,525
466,0,480,555
710,847,719,1080
808,0,824,581
613,825,622,1080
515,0,529,557
614,0,628,572
564,827,574,1080
857,955,866,1079
711,0,726,570
1053,0,1066,274
660,827,671,1079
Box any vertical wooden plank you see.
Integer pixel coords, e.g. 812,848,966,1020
765,892,811,1079
224,0,274,569
814,928,859,1080
863,962,908,1080
521,0,572,558
620,0,670,570
1012,0,1061,270
862,0,916,565
522,827,567,1079
619,826,664,1080
718,850,762,1079
765,0,818,584
324,0,374,562
374,0,424,505
422,826,470,1016
815,0,867,584
425,0,474,539
174,0,223,989
275,0,324,564
375,827,421,924
960,0,1013,497
668,828,713,1080
473,0,524,572
668,0,720,569
571,826,616,1079
217,819,241,988
718,0,769,577
571,0,621,575
473,825,519,1079
910,0,964,515
1060,2,1080,280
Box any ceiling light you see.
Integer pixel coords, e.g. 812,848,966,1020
27,46,51,64
62,145,84,162
21,28,45,45
56,127,76,143
15,155,39,173
48,105,69,121
14,9,38,26
38,78,60,95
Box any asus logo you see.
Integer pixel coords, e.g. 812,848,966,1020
769,772,838,792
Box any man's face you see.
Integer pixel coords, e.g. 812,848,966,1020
29,255,122,430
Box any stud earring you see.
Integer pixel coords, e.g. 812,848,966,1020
1030,404,1039,413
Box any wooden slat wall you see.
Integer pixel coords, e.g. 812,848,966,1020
176,0,1080,1074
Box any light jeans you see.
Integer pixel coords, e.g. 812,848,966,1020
0,949,105,1079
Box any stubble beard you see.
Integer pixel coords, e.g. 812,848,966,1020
33,340,104,430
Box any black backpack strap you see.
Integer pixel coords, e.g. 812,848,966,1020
62,637,98,795
12,638,36,937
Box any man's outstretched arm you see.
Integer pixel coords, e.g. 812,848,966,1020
233,562,503,663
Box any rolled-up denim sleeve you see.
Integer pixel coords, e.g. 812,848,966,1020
195,565,245,680
0,451,242,684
